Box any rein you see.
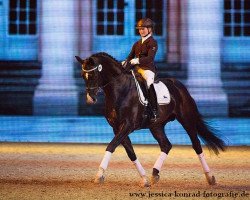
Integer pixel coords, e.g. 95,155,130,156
101,72,124,89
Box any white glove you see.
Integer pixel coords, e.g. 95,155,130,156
121,60,126,66
130,58,139,65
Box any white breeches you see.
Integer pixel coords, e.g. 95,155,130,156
137,68,155,88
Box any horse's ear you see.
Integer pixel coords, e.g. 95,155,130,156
75,56,84,64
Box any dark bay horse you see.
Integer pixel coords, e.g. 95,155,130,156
75,52,226,187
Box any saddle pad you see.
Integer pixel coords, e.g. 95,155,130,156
131,71,171,105
154,81,171,105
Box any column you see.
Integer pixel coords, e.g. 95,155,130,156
167,0,180,63
33,0,78,115
0,0,5,59
187,0,228,116
180,0,188,64
80,0,92,58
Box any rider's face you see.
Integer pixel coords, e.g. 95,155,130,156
138,27,151,37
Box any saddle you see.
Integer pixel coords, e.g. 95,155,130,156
131,70,171,106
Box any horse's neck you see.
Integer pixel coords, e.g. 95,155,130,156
103,73,141,125
97,56,135,104
98,56,123,84
103,73,132,104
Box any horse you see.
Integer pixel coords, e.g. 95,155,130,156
75,52,226,187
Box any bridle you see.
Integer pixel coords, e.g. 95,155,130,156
82,64,102,91
82,63,123,91
82,64,102,73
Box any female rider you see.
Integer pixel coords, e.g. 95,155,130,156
123,18,159,120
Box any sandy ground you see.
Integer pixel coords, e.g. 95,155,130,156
0,143,249,200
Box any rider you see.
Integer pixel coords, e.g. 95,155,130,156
123,18,159,120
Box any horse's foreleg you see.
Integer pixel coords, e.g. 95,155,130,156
94,122,131,184
150,126,172,185
151,152,168,184
94,151,112,183
198,152,216,185
133,159,150,187
153,152,168,174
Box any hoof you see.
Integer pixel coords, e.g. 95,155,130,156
151,174,160,185
140,176,151,188
205,172,216,185
94,175,105,184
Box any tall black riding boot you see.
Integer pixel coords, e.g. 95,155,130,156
148,84,159,121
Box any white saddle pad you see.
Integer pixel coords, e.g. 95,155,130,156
154,81,171,105
132,71,171,106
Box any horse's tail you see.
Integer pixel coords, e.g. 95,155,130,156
169,78,227,155
196,114,226,155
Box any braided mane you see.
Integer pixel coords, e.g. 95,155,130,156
92,52,122,67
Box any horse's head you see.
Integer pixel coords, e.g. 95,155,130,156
76,52,124,105
75,55,102,104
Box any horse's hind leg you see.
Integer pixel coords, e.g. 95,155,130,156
122,137,150,187
149,125,172,184
177,117,216,185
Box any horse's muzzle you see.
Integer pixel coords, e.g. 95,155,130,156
86,92,97,104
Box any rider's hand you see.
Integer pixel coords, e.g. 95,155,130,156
130,58,139,65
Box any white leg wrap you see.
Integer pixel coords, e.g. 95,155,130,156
198,153,210,173
153,152,167,172
96,167,105,177
100,151,112,170
133,159,146,177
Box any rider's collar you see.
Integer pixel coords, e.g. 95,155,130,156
141,33,152,44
